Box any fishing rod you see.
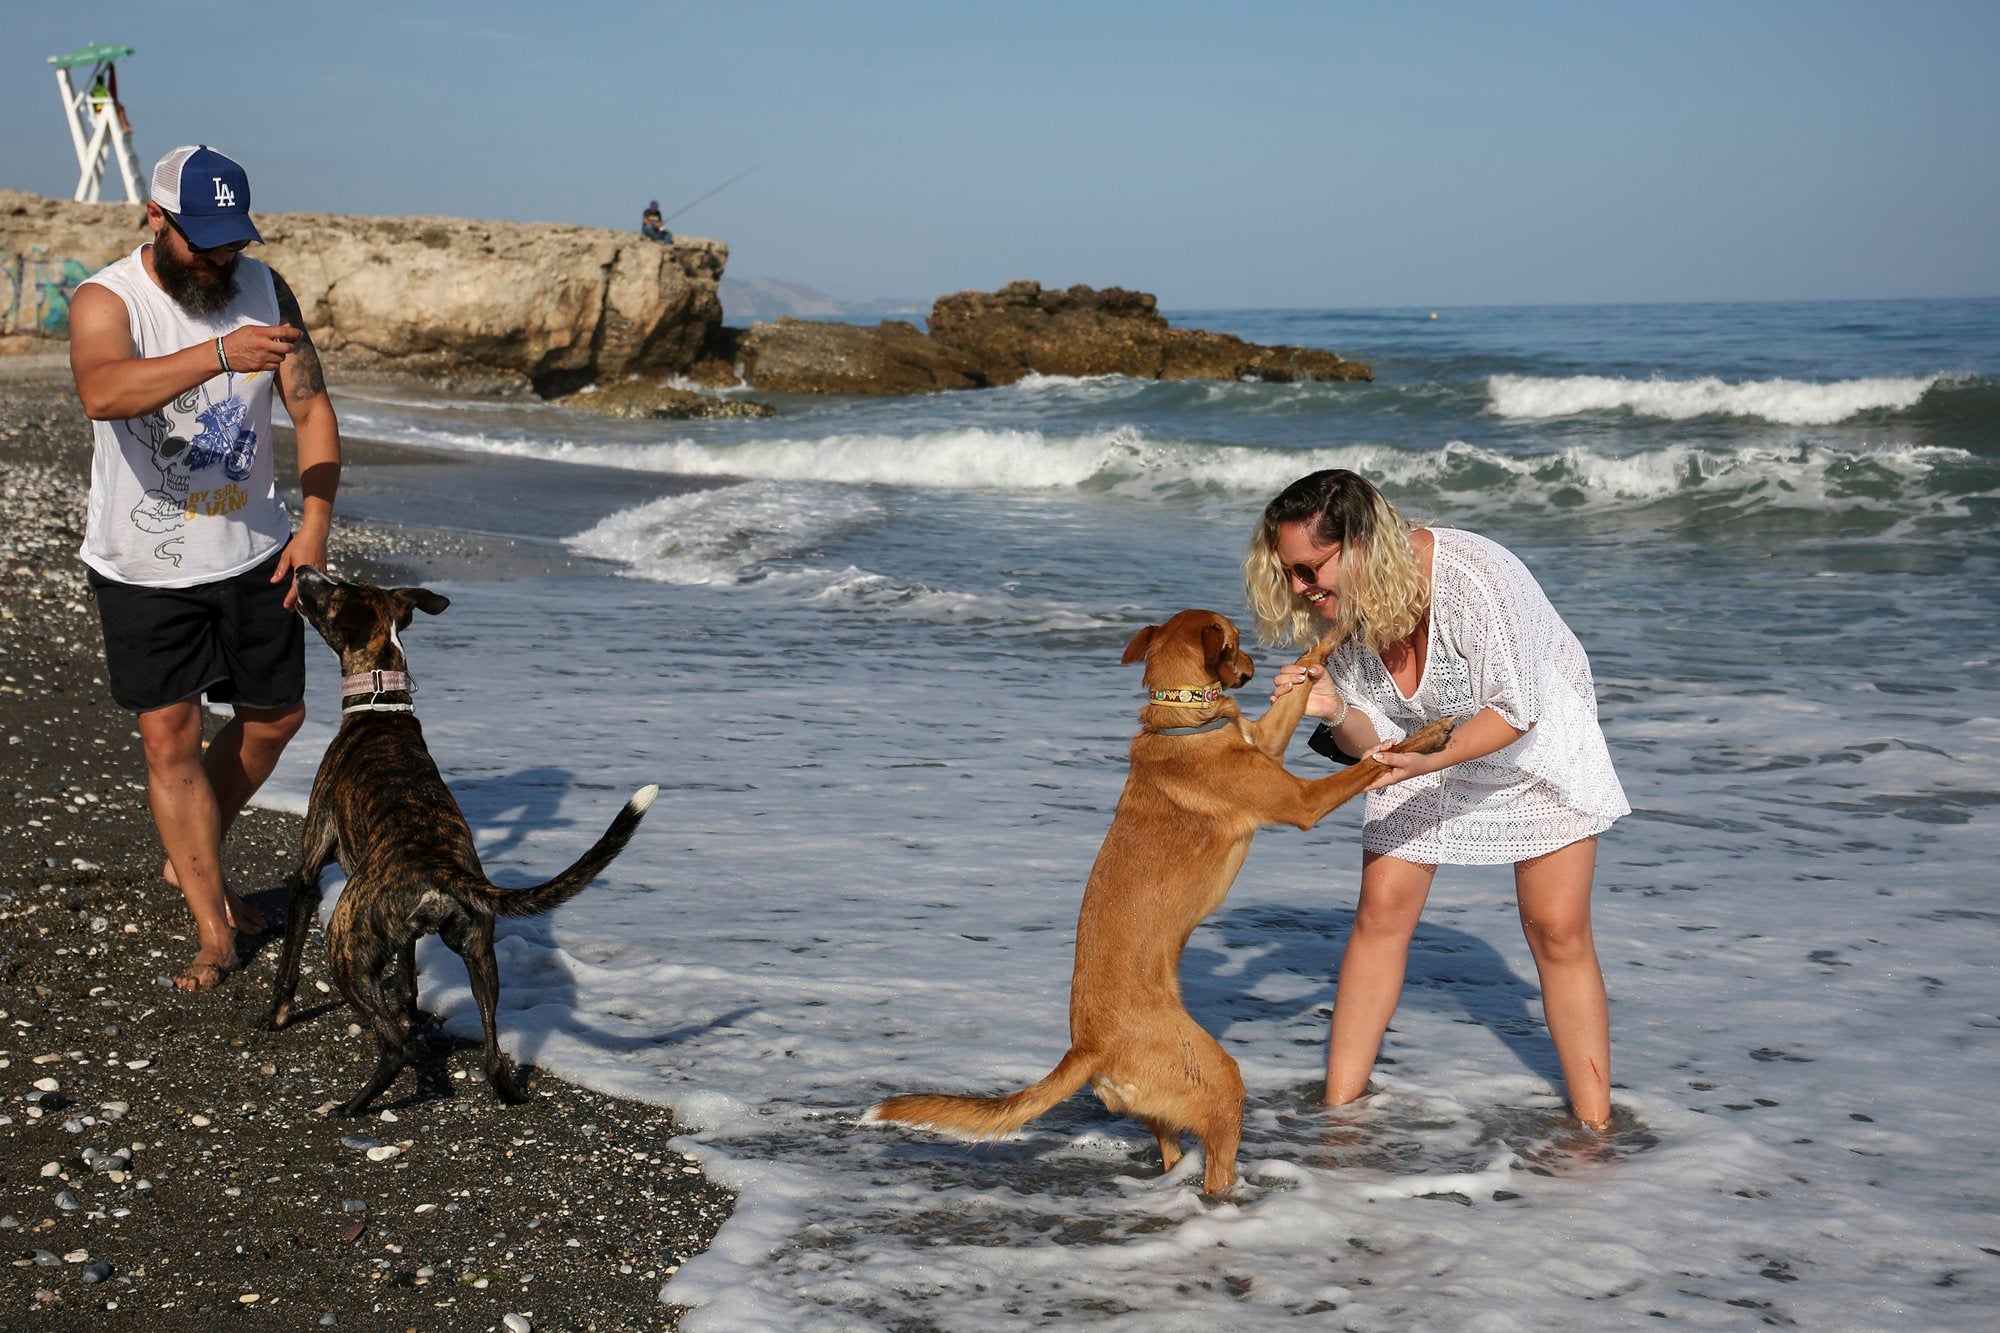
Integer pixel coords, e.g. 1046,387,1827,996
662,164,762,225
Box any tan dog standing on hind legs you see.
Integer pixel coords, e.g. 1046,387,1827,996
266,568,658,1116
867,609,1454,1194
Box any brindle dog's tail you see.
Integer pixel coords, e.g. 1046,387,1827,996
865,1048,1095,1141
483,784,659,919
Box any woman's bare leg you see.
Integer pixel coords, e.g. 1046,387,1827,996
1514,836,1611,1130
1325,851,1437,1104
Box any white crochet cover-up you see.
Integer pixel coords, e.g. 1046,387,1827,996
1324,528,1630,866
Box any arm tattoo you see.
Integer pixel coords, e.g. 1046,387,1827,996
270,269,327,405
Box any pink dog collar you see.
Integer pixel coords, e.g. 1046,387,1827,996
340,670,414,696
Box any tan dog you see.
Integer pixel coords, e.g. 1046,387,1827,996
867,608,1455,1194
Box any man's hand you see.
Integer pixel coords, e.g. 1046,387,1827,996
273,522,328,611
220,323,302,374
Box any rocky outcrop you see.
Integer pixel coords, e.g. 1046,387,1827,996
719,281,1372,396
553,381,775,420
0,190,725,396
737,318,984,395
5,189,1373,400
928,281,1371,385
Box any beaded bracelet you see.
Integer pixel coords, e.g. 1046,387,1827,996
1327,695,1349,728
214,336,231,374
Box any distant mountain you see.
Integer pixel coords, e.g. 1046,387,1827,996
720,277,926,324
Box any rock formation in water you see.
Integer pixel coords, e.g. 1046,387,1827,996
927,281,1371,385
728,281,1371,394
736,318,984,395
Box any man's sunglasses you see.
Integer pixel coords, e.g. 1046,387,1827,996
1290,544,1340,587
164,213,251,255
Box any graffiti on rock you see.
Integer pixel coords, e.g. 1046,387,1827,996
2,248,94,338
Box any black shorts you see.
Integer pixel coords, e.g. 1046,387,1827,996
87,544,305,713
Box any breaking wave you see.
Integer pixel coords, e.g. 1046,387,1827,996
1485,373,1951,425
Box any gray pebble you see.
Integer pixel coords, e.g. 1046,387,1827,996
61,1118,84,1133
54,1190,80,1211
340,1135,384,1152
81,1260,112,1284
504,1315,532,1333
33,1249,61,1266
320,1315,337,1327
0,1215,19,1229
341,1198,367,1214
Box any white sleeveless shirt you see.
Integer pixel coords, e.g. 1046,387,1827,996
77,246,292,587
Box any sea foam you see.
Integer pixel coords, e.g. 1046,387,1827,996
564,480,883,584
1486,372,1942,424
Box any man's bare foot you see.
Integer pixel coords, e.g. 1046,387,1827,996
172,944,240,993
162,861,270,936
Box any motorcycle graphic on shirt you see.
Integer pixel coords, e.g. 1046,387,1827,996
127,375,259,561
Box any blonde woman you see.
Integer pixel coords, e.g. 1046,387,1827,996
1250,469,1628,1130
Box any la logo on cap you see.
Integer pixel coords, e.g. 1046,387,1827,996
149,144,262,250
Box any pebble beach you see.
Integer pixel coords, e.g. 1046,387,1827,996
7,290,1996,1329
0,356,730,1330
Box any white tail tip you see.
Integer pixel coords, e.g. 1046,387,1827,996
630,784,660,814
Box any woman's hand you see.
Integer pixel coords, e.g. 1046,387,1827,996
1270,663,1342,719
1360,707,1527,790
1361,742,1443,790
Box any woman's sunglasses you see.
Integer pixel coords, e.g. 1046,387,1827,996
164,212,251,256
1289,544,1340,587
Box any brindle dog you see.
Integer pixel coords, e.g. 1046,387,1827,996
269,568,658,1115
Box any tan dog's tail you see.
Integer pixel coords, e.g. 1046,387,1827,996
865,1048,1094,1142
481,784,660,919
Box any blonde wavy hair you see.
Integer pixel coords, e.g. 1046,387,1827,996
1243,469,1428,653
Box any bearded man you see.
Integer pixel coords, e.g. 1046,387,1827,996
68,145,341,992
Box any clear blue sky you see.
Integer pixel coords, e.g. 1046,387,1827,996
6,1,1994,308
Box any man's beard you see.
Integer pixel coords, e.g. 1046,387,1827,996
153,237,239,318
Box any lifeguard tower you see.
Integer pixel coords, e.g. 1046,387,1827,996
49,42,144,204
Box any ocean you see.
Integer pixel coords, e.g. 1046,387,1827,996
257,297,2000,1329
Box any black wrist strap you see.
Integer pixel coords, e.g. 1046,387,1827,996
1308,723,1361,768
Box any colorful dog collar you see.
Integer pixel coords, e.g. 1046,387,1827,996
1147,683,1223,708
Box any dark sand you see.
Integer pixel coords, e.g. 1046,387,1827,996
0,357,731,1329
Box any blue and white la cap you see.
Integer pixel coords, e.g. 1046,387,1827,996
149,145,262,250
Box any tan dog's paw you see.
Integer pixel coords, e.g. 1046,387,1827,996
1297,629,1342,670
1398,716,1457,755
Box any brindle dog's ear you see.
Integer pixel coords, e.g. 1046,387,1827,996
1122,624,1158,665
390,587,451,628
